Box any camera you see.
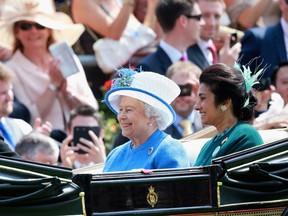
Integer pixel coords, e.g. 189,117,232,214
179,84,192,96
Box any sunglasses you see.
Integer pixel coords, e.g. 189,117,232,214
185,14,202,21
18,23,46,31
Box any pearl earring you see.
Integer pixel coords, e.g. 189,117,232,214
220,105,227,112
148,123,152,126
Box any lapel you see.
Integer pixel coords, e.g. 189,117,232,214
164,124,183,139
155,47,173,75
272,23,287,60
187,44,210,70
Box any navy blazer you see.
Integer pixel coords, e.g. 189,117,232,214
187,44,210,70
136,46,172,75
239,22,287,78
164,124,183,140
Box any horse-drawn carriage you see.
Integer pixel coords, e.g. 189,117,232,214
0,127,287,215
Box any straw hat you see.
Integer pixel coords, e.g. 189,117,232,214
0,0,84,50
105,69,180,130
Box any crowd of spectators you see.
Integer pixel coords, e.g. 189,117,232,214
0,0,286,170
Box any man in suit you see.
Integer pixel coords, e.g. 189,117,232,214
137,0,204,75
165,61,203,139
239,0,288,78
187,0,241,70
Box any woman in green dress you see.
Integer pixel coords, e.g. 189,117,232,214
194,63,264,166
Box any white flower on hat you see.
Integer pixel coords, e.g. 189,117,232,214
105,68,181,130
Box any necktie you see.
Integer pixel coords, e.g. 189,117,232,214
207,44,218,64
180,53,188,62
0,120,15,148
179,119,193,137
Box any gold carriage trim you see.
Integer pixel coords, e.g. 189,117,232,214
147,186,158,208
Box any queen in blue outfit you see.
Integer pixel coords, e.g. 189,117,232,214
103,68,190,172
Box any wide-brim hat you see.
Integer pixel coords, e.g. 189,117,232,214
0,0,84,50
105,70,180,130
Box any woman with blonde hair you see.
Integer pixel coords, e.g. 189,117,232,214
0,0,98,133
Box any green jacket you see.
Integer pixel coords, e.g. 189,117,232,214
194,121,263,166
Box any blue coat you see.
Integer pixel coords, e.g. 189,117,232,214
103,129,190,172
239,22,286,78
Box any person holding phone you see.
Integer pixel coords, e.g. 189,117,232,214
60,105,106,169
0,0,98,134
187,0,241,69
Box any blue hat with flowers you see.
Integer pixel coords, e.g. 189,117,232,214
104,68,180,130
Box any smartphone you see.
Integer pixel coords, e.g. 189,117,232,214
49,41,82,78
73,126,100,154
230,33,238,47
179,84,192,96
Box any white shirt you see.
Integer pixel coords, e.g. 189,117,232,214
174,110,203,134
198,39,214,65
6,50,97,130
1,117,33,150
159,40,187,63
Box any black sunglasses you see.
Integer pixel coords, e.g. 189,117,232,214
185,14,202,21
18,23,46,31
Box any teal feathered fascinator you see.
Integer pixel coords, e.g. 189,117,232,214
234,62,264,107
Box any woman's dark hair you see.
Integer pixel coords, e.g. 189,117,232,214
200,63,256,123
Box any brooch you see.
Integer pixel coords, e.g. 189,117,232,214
148,147,154,155
221,137,228,145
